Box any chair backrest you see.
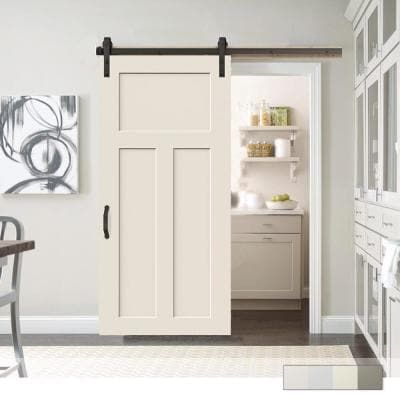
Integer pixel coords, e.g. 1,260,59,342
0,216,24,285
0,216,23,241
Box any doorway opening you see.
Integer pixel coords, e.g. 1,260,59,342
230,62,321,334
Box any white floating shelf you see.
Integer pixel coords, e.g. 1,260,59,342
241,157,300,182
242,157,299,163
239,125,299,132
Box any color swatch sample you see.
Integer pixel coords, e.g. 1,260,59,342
283,365,383,390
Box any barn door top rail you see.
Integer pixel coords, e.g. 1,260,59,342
96,36,342,78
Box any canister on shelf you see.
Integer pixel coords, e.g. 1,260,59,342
274,138,291,158
259,100,271,126
249,102,260,126
271,106,290,126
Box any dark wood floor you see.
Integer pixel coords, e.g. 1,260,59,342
0,307,377,363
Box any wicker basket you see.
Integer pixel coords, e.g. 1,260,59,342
261,143,274,157
247,142,274,157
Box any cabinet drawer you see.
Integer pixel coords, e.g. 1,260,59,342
381,208,400,240
231,215,301,234
354,223,366,248
365,203,382,232
355,201,366,225
365,229,381,262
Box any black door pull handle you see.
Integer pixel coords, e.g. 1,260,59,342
103,205,110,239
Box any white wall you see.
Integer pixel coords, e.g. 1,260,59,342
0,0,353,324
231,75,310,291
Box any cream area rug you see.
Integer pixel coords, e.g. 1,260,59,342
0,345,355,378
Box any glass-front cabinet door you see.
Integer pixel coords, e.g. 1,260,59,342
379,282,388,366
381,0,399,58
380,46,400,205
366,0,381,74
355,247,366,331
366,257,380,352
355,18,366,87
355,84,366,199
366,67,381,201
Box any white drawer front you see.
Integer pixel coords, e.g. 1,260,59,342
365,203,382,232
232,215,301,234
381,208,400,240
355,201,366,225
365,229,381,262
354,223,366,248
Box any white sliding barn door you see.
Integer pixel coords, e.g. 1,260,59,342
99,56,231,335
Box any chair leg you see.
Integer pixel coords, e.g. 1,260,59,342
10,301,27,377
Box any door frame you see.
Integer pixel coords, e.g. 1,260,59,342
231,61,322,333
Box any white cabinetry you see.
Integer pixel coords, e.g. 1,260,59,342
380,46,400,204
354,0,400,88
387,288,400,376
231,215,301,300
349,0,400,377
365,65,381,201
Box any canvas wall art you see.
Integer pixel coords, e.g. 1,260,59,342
0,95,78,194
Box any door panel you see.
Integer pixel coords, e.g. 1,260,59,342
380,46,400,206
99,56,231,335
119,149,156,318
355,83,366,198
173,148,210,318
366,67,381,201
119,73,211,131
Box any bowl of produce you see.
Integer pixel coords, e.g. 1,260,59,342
265,194,298,210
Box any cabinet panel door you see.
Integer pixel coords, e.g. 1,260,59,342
379,282,388,366
387,288,400,376
355,18,366,87
366,256,380,353
355,246,366,331
366,0,381,75
381,0,400,58
366,66,381,201
355,83,366,199
232,234,301,299
380,46,400,206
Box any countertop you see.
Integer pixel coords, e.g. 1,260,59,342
231,208,304,216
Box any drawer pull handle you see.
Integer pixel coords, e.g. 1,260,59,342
367,242,375,247
367,215,375,219
355,211,362,215
355,234,362,238
383,222,393,227
263,237,273,240
262,223,273,226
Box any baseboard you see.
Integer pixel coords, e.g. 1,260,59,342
232,299,301,310
0,315,355,335
0,316,99,334
321,315,355,334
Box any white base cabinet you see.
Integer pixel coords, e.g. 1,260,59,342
231,215,301,302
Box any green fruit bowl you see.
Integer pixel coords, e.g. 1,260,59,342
265,200,298,210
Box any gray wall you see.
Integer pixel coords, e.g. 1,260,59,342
0,0,353,319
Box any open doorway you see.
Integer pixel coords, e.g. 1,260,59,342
230,62,321,334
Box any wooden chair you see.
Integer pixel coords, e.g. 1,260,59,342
0,216,27,377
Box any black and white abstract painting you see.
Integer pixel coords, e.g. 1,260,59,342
0,95,78,194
